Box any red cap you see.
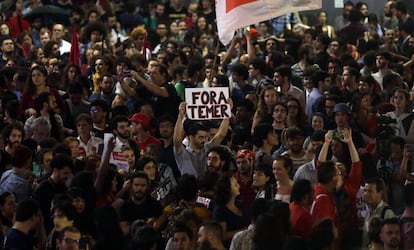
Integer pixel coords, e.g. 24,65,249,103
236,149,255,161
129,113,150,127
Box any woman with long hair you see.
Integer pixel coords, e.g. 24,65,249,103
60,63,82,92
251,86,278,134
286,96,307,131
212,175,250,246
253,163,276,200
314,11,336,39
19,65,64,117
273,155,294,203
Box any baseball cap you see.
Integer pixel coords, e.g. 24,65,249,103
333,103,352,114
129,113,150,127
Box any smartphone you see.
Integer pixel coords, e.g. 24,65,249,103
407,144,414,152
332,130,344,140
122,70,132,78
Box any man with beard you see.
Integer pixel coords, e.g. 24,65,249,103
335,1,353,30
129,112,160,153
0,123,24,172
281,127,309,175
380,1,398,31
89,73,116,109
206,146,231,175
197,222,226,250
274,66,305,109
110,115,140,173
118,171,163,232
234,149,256,214
341,67,360,103
271,102,287,149
379,218,402,250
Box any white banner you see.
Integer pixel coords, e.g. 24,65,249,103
216,0,322,45
185,87,231,120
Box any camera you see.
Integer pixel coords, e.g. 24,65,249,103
332,130,344,140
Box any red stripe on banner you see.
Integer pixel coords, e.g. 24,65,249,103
226,0,257,13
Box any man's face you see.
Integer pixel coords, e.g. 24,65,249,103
236,157,252,175
159,121,174,139
376,56,388,69
363,183,382,207
343,5,353,18
189,130,208,149
53,24,64,40
100,76,114,95
90,31,102,43
53,209,73,231
325,100,336,117
335,112,349,128
273,105,287,124
287,136,304,153
57,166,72,184
236,106,251,122
266,39,276,52
9,128,22,145
40,33,50,46
77,120,91,136
358,81,370,94
207,151,223,173
131,177,148,201
379,224,401,249
90,105,106,124
273,72,284,86
115,121,130,140
150,66,165,86
156,24,167,37
1,39,14,53
341,69,353,86
107,16,117,28
173,232,192,250
155,4,165,16
59,231,81,250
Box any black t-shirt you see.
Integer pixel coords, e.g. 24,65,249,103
118,197,162,223
33,178,67,233
4,228,34,250
150,83,179,118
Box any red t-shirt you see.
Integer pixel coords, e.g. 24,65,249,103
290,202,314,239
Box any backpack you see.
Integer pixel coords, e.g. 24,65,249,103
380,205,393,219
255,77,274,94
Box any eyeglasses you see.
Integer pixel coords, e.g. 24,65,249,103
90,109,100,114
63,238,80,244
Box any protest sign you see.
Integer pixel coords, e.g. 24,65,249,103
185,87,231,120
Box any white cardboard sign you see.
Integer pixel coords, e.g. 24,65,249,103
185,87,231,120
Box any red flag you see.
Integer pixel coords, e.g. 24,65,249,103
216,0,322,45
69,26,80,65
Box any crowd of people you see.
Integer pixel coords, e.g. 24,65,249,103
0,0,412,249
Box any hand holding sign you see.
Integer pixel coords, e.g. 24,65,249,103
185,87,232,120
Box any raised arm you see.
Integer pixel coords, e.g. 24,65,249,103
211,99,232,146
400,146,414,182
341,128,360,163
94,137,115,193
131,70,169,97
318,130,333,163
244,28,257,60
173,102,186,154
